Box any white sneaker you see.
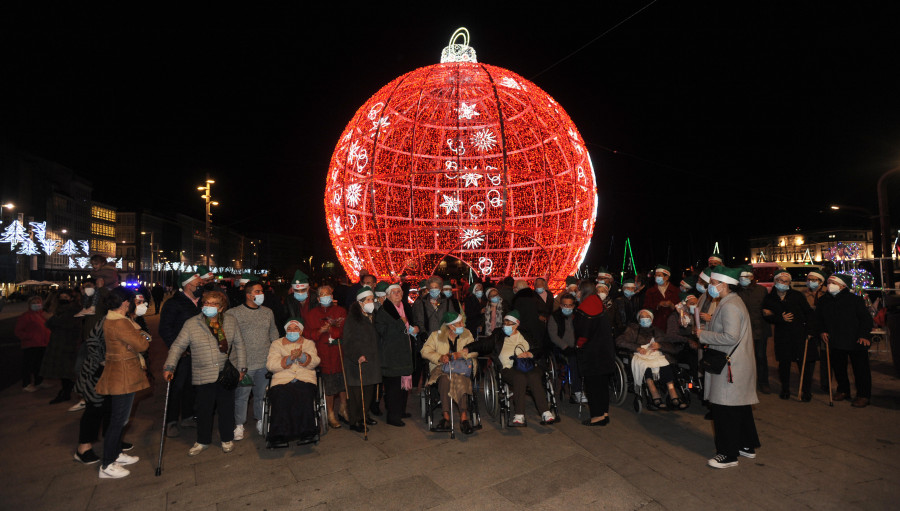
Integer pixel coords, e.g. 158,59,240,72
233,424,244,441
115,453,139,465
222,441,234,453
68,399,86,412
541,411,556,424
707,454,739,469
739,447,757,459
99,463,130,479
255,420,263,436
23,384,37,392
188,443,209,456
511,414,526,426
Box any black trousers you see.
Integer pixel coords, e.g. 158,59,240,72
347,384,374,425
102,393,134,468
830,348,871,398
166,355,195,424
79,397,111,444
818,342,831,389
194,382,235,444
753,336,769,385
778,359,814,394
267,381,317,441
382,376,408,422
711,404,760,458
22,347,45,386
583,372,609,418
565,352,582,393
501,367,548,415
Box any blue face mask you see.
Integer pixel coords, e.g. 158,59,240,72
807,281,820,290
708,283,720,299
490,296,500,304
535,287,545,294
623,289,635,298
30,303,43,311
319,296,333,307
502,325,514,336
294,292,308,302
429,289,441,299
253,294,265,306
286,332,301,342
407,325,417,335
655,276,664,285
202,306,218,318
443,290,452,298
454,326,464,335
474,290,483,299
696,283,707,293
775,283,790,292
561,307,574,316
639,318,653,328
739,277,751,287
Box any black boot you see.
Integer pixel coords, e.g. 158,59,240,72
49,391,70,405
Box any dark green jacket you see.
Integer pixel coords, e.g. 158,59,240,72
375,300,415,377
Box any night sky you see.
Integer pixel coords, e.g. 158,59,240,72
3,3,900,274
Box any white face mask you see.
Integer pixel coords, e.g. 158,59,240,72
253,294,265,306
598,292,608,301
135,303,148,316
363,302,375,314
84,287,95,297
827,283,841,295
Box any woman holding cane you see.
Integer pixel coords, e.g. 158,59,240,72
341,286,382,434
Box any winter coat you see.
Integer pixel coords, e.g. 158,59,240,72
572,294,617,376
306,303,347,375
284,293,318,326
95,312,151,395
615,324,684,365
159,291,201,347
341,302,382,386
698,293,758,406
512,288,547,356
736,283,770,341
816,289,873,351
412,295,462,336
267,338,320,387
375,300,415,378
535,289,555,320
74,318,106,405
483,298,507,336
15,310,50,348
547,311,575,350
642,284,680,330
421,325,477,381
612,294,642,336
40,302,82,380
164,313,247,385
762,288,817,362
464,293,485,336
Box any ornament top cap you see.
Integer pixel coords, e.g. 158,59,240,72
440,27,477,63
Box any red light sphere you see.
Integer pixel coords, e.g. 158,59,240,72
324,29,597,290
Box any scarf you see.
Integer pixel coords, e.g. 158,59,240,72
206,315,228,353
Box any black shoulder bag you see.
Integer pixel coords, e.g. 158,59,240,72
216,337,241,391
700,339,741,383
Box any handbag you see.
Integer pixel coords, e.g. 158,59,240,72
442,357,473,378
513,345,535,373
700,340,741,382
216,342,241,390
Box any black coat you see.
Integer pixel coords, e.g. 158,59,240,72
817,289,873,351
342,302,382,386
159,291,201,347
464,293,485,335
572,296,617,375
374,301,415,378
512,288,547,354
762,288,817,362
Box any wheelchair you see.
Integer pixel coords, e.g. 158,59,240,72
260,370,328,449
479,355,560,428
615,348,693,414
420,360,482,438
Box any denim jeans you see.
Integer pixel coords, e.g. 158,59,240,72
234,367,268,425
102,393,134,468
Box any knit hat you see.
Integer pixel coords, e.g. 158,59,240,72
284,317,304,332
565,276,578,286
710,266,740,285
442,311,462,326
291,270,309,290
739,265,754,278
807,269,826,281
179,272,200,287
829,273,853,288
374,281,389,297
708,254,723,264
700,267,713,283
356,286,374,300
504,310,521,324
637,309,654,321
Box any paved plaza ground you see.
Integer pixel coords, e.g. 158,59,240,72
1,301,898,510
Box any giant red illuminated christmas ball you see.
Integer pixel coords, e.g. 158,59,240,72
324,29,597,289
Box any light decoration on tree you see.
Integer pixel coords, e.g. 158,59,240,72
0,220,27,249
824,242,864,262
845,267,874,290
324,28,598,289
60,240,79,256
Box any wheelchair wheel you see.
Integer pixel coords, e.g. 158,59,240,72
547,355,562,401
633,395,643,413
610,357,628,406
317,376,328,436
420,388,428,420
482,362,499,419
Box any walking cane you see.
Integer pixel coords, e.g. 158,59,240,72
155,379,171,476
824,338,833,407
797,336,810,401
448,358,456,439
358,362,368,441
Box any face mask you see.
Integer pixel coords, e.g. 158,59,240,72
443,290,452,298
253,294,265,306
407,325,417,335
623,289,635,298
775,283,789,292
286,332,301,342
30,303,43,311
599,292,608,301
490,296,500,304
362,302,375,314
135,303,148,316
696,283,707,293
202,306,218,318
807,281,820,290
535,287,545,294
827,283,841,295
429,289,441,299
192,287,203,298
708,283,720,299
688,305,696,314
561,307,574,316
294,292,308,302
454,326,465,335
739,277,751,287
502,325,514,336
83,287,95,297
655,276,664,285
319,296,333,307
474,290,483,299
639,318,653,328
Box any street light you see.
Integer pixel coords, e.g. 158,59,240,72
197,176,218,267
141,231,155,285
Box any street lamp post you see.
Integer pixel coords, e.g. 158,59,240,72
877,167,899,283
140,231,154,285
197,176,218,267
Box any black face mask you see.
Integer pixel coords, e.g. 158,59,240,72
192,288,203,298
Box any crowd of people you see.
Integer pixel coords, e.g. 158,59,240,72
13,253,878,478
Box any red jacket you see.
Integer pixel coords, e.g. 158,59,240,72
643,284,680,330
15,310,51,348
306,304,347,375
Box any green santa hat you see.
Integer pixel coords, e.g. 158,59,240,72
708,254,723,264
291,270,309,290
418,279,428,290
829,273,853,288
807,269,826,281
773,268,791,280
374,281,389,297
565,276,578,286
179,272,200,288
239,272,257,285
442,311,462,327
197,265,213,278
284,317,304,332
442,280,452,290
739,265,754,277
504,309,521,324
596,267,612,279
700,267,713,283
710,266,740,285
622,278,636,288
681,275,697,287
655,264,671,276
356,286,374,301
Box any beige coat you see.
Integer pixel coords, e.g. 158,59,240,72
267,337,320,387
95,312,150,395
421,325,477,385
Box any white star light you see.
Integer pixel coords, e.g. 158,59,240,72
345,183,363,208
370,116,390,132
460,229,485,249
439,194,463,215
456,102,480,120
471,128,497,153
78,240,90,255
499,77,521,90
568,128,579,141
460,172,483,187
332,216,343,236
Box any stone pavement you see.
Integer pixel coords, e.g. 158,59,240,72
1,310,899,510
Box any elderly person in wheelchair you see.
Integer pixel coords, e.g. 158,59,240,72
265,318,321,444
616,309,688,410
421,311,477,435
